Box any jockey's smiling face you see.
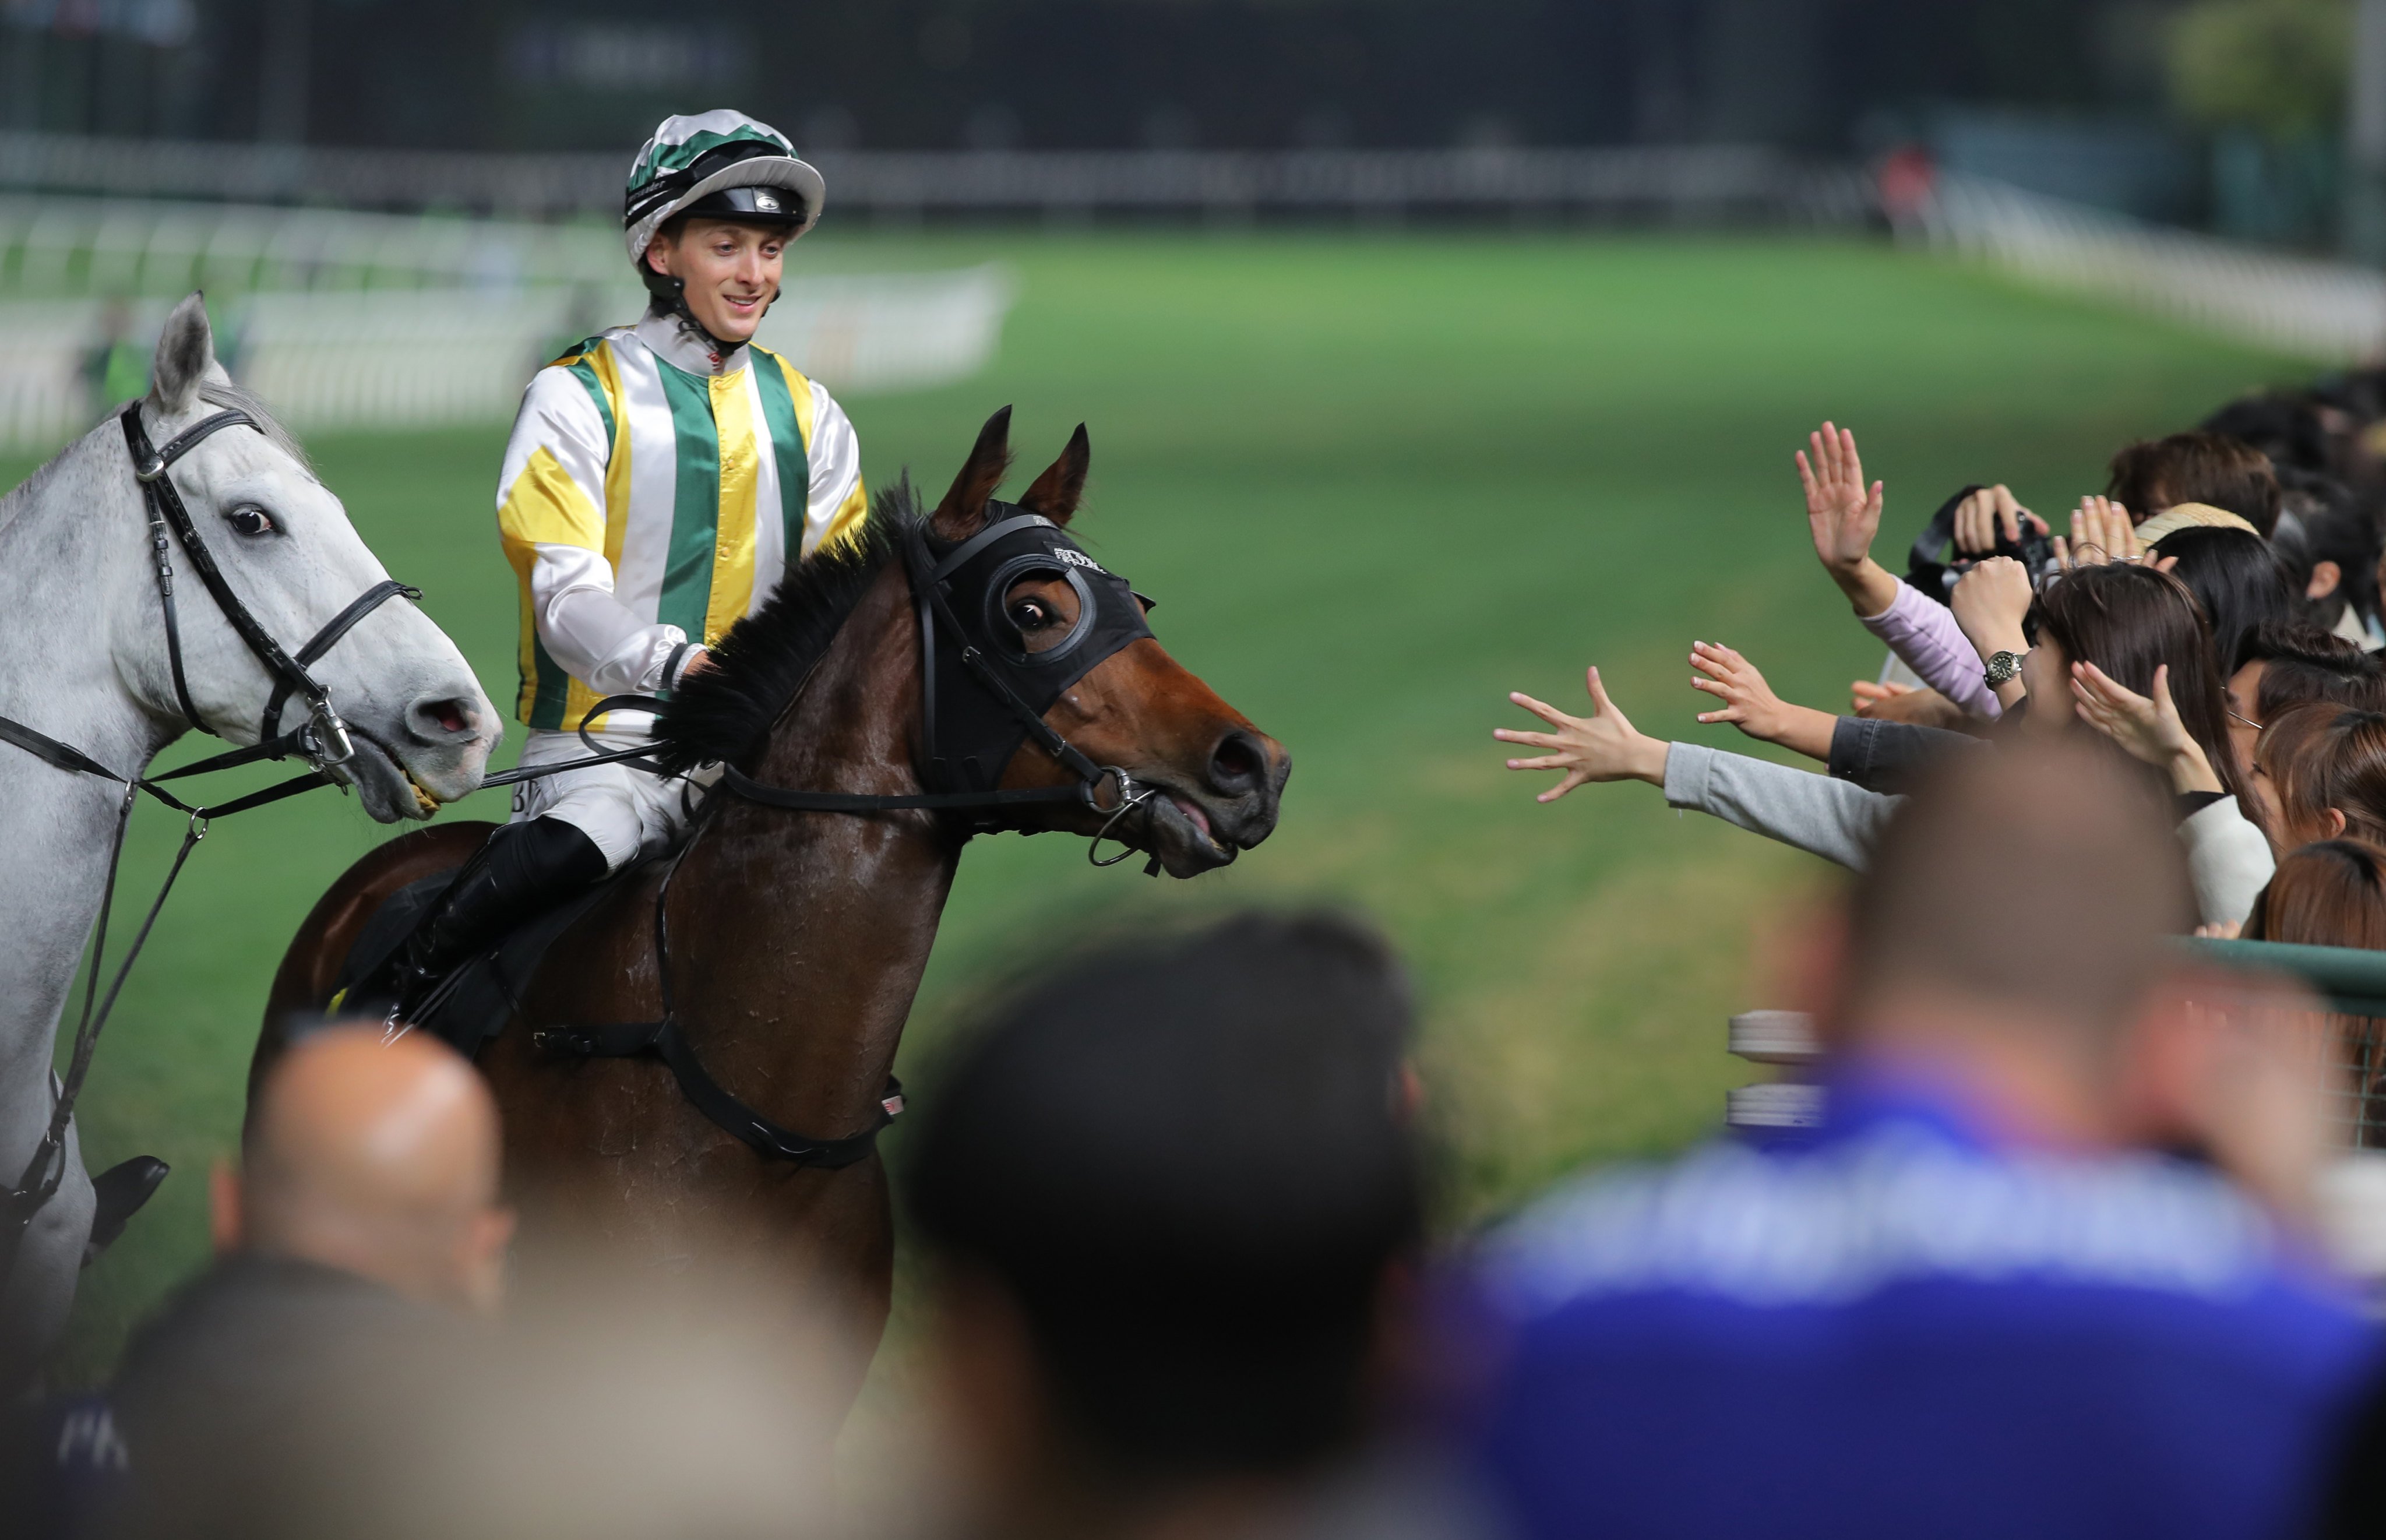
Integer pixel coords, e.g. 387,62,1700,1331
644,216,792,346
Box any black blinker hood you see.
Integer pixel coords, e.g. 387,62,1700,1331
910,501,1153,798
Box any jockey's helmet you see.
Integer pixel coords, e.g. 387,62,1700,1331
622,110,824,267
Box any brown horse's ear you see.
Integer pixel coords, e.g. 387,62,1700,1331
1017,424,1090,526
932,406,1014,541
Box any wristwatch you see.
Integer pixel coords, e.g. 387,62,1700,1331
1983,649,2029,689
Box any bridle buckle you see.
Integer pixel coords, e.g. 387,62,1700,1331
304,700,357,770
133,455,167,484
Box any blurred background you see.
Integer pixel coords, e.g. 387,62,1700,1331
2,0,2373,1386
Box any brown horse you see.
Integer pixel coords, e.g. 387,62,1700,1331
250,409,1289,1398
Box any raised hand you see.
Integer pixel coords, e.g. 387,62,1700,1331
1951,484,2043,555
2071,661,2221,793
1948,555,2033,667
2058,495,2138,569
1496,667,1669,801
1690,641,1836,762
1796,423,1899,615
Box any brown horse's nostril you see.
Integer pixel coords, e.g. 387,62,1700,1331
1208,728,1267,797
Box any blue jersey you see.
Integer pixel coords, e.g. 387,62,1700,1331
1458,1073,2380,1540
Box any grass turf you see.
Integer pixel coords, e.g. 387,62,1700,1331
1,231,2304,1384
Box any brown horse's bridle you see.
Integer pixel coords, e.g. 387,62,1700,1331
527,510,1172,1167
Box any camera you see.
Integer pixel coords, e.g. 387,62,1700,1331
1904,484,2060,604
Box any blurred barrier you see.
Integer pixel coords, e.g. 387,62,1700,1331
1911,173,2386,364
0,131,1868,224
0,195,1014,450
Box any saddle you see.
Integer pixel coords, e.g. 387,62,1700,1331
327,867,618,1056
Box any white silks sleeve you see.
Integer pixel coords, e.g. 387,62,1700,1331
496,367,695,697
802,380,868,556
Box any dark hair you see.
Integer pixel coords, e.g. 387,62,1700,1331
2254,703,2386,850
2144,526,2292,685
2244,839,2386,949
2201,393,2333,475
2268,467,2383,632
904,911,1422,1482
2234,620,2386,718
2029,562,2255,813
2107,431,2281,537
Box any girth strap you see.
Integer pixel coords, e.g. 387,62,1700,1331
531,1017,903,1169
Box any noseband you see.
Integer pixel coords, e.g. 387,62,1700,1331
120,404,420,778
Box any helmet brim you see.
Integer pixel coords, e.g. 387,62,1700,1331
625,154,825,263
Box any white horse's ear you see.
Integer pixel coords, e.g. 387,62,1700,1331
148,293,215,417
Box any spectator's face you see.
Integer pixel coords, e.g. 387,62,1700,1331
2020,639,2073,732
2225,660,2266,771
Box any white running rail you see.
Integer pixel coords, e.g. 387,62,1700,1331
0,195,1015,451
1912,173,2386,365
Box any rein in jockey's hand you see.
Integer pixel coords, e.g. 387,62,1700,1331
1497,667,1669,801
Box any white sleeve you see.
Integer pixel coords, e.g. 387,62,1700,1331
2178,797,2276,928
802,380,866,556
497,368,693,695
530,548,692,695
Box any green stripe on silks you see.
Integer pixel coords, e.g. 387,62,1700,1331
562,353,615,444
654,359,722,646
526,631,572,731
752,358,810,568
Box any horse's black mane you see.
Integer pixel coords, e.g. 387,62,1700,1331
650,478,921,773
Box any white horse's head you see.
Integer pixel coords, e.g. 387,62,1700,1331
127,294,498,820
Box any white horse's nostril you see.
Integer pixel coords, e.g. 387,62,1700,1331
410,695,478,741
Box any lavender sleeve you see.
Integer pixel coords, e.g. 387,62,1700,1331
1860,582,2002,720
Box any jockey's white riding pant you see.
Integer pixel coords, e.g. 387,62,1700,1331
507,725,717,873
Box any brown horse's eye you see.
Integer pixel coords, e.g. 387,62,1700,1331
1009,599,1051,630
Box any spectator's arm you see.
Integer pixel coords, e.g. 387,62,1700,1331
1861,583,2004,719
2179,797,2276,929
1950,557,2035,711
1827,716,1987,795
1662,741,1902,869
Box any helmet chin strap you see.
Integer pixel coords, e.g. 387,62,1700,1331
639,262,778,361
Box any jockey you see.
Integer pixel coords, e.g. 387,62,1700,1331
384,109,864,1019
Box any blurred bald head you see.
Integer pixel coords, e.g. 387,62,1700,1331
236,1026,510,1313
1846,738,2196,1040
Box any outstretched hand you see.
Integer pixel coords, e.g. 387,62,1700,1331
2070,661,2222,794
1496,667,1668,801
1690,641,1837,762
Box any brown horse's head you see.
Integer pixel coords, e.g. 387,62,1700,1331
929,407,1289,877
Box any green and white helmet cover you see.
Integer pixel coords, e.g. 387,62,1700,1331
622,109,826,263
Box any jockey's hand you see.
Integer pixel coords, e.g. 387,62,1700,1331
678,648,715,679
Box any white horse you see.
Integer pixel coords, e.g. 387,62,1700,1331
0,294,498,1380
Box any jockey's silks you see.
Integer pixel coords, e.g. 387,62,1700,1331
495,311,866,731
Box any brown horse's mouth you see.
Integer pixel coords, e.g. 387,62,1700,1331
1137,784,1240,878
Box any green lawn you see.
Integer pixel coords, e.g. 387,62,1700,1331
2,231,2306,1384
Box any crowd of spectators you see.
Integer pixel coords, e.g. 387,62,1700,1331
25,379,2386,1536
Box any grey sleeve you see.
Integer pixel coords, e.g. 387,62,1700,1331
1662,741,1904,870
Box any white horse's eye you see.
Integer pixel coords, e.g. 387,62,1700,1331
223,505,277,538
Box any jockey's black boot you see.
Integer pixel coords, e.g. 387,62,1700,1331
388,817,608,1025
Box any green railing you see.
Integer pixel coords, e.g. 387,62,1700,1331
2174,938,2386,1019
